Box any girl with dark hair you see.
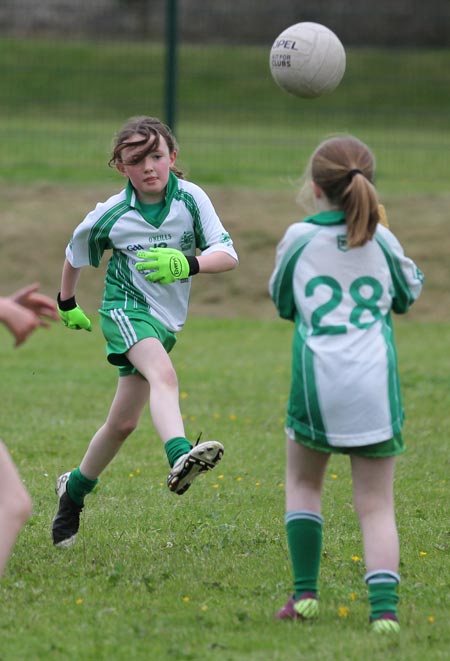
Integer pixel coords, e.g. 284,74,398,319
52,116,238,548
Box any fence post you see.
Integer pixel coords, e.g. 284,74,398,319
165,0,179,132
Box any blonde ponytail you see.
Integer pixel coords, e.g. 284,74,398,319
309,136,380,247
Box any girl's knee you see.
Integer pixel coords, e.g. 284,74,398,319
114,419,139,440
6,486,32,525
159,364,178,389
354,493,395,522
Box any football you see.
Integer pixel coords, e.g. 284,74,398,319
269,22,346,98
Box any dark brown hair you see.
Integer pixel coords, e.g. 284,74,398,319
310,136,380,247
109,116,184,179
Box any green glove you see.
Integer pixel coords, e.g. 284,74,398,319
57,294,92,331
136,248,191,284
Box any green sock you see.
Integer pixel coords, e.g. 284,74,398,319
286,511,323,599
67,467,99,506
365,571,400,620
165,436,192,467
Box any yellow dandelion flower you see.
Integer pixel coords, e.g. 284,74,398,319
352,555,360,562
255,482,261,487
218,474,224,479
278,482,284,488
428,616,435,624
75,598,84,605
213,484,219,489
338,606,349,617
182,596,190,602
200,605,208,611
229,414,237,421
419,551,427,557
330,474,338,479
236,477,243,482
129,473,134,479
350,592,357,601
180,391,188,399
135,468,141,475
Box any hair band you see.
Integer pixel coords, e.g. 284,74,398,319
347,168,364,182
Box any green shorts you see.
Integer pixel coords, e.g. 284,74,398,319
287,428,405,458
99,309,177,377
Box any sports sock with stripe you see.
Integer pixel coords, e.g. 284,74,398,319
365,570,400,620
286,510,323,599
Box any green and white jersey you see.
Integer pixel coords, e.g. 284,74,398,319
66,172,238,332
269,210,424,447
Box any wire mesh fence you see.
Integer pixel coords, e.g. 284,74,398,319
1,1,449,193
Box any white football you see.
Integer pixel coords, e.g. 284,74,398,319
269,22,346,98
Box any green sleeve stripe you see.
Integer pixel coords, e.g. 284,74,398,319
176,191,207,249
375,234,417,313
88,202,129,266
271,231,317,320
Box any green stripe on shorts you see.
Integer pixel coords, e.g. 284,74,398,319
99,308,177,376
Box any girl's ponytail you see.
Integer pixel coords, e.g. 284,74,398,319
310,136,380,247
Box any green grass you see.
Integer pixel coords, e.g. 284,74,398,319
0,318,449,660
0,38,449,192
0,33,449,659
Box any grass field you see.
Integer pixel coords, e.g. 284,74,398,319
0,318,449,660
0,35,449,660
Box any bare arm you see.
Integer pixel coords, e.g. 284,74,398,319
60,259,83,300
196,251,237,274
